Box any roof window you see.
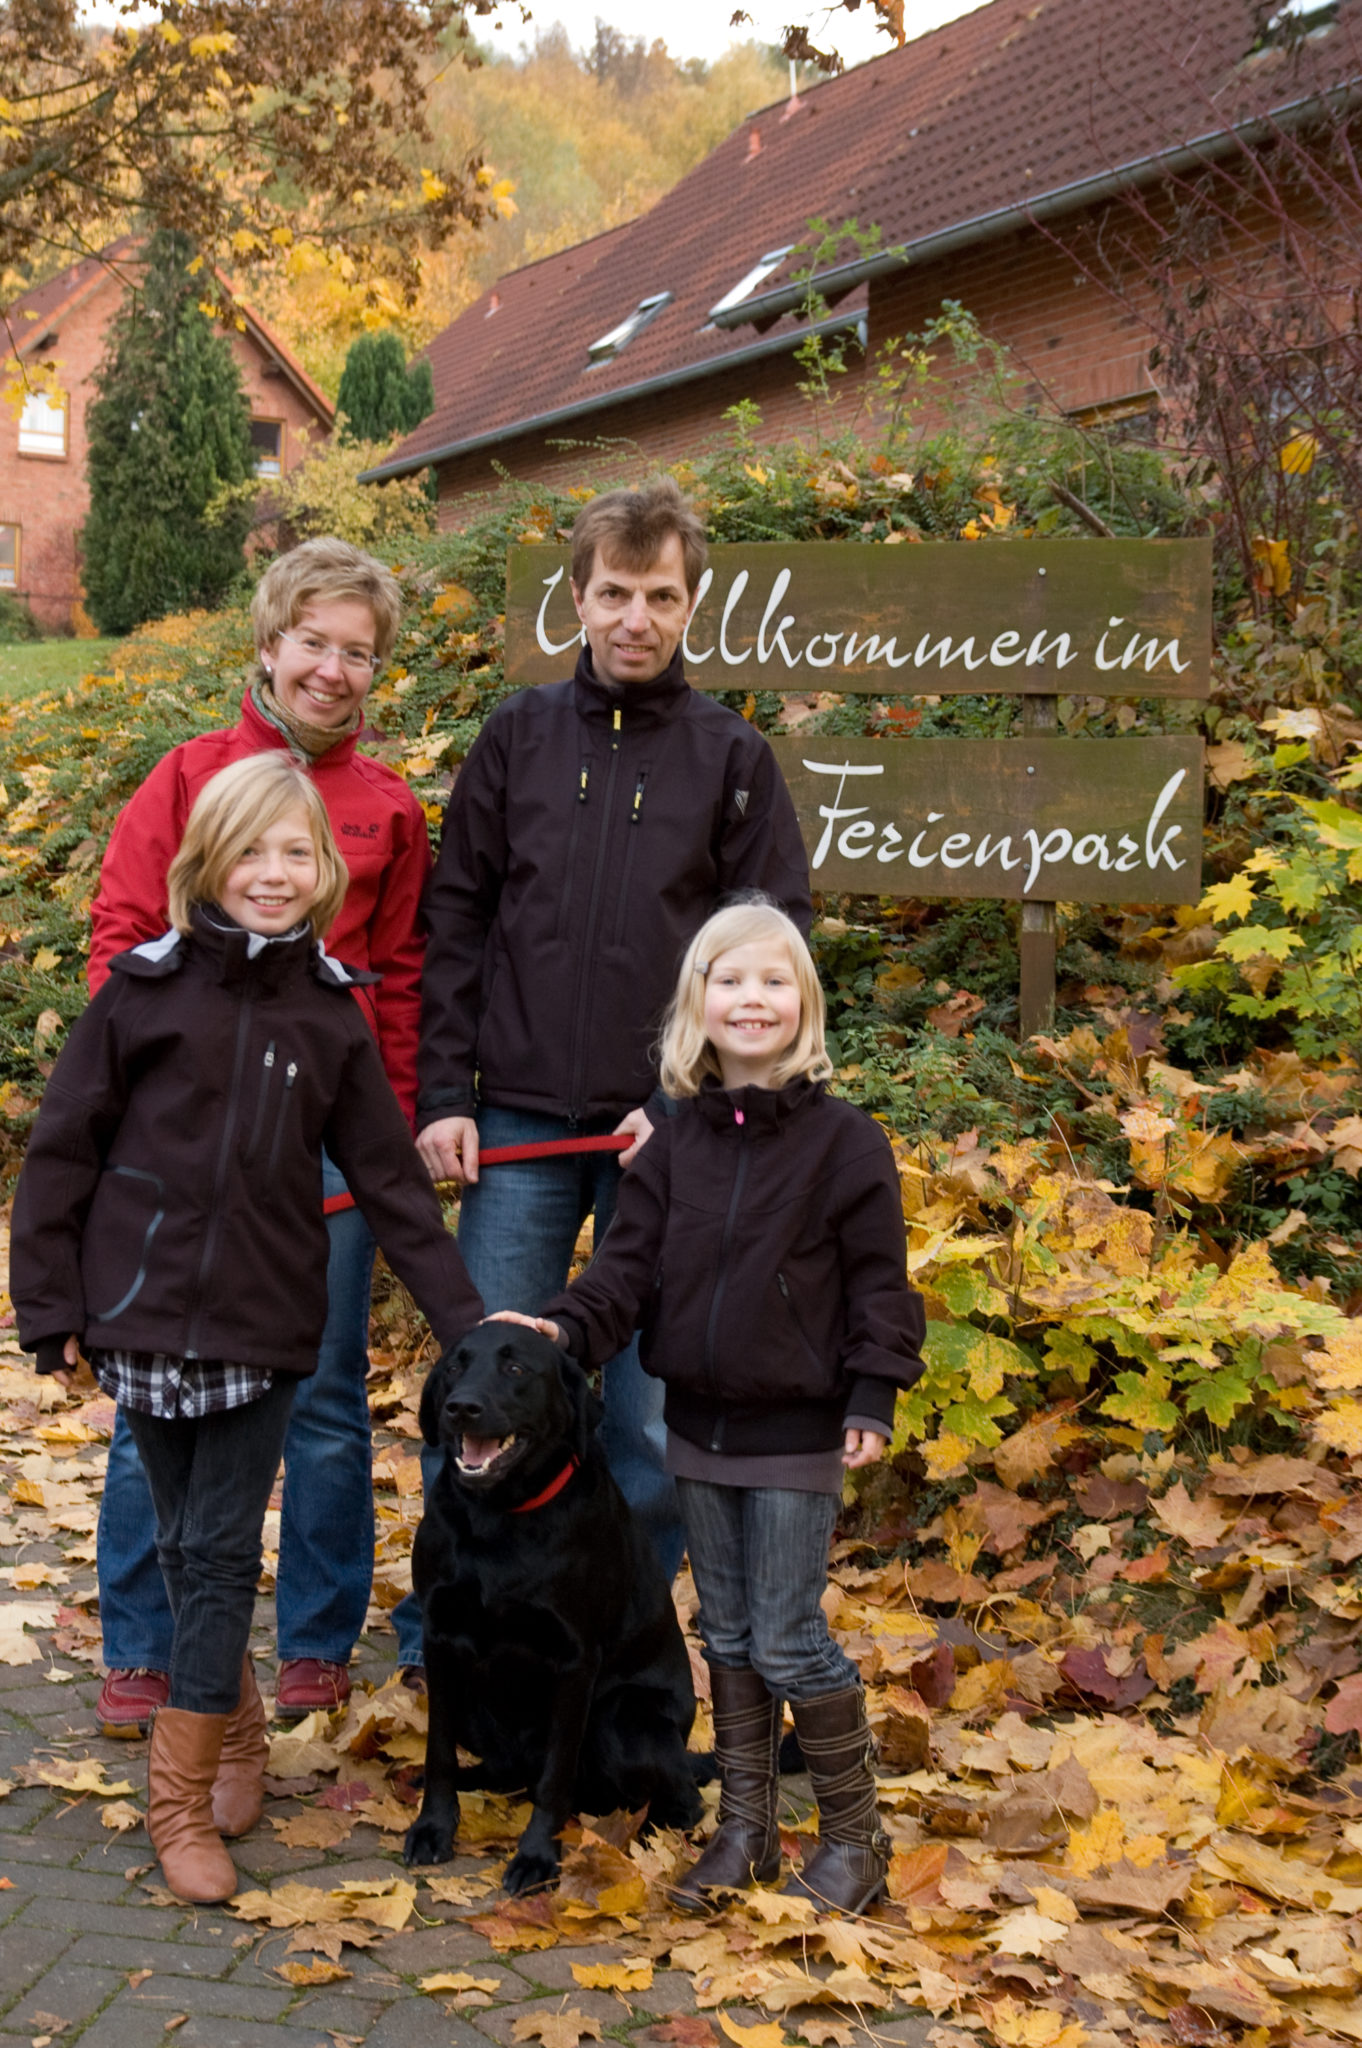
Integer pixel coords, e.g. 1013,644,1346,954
587,292,672,363
1261,0,1338,38
708,247,795,321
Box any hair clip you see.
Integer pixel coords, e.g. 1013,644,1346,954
696,960,709,976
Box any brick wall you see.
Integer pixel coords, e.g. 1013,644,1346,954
1,269,329,633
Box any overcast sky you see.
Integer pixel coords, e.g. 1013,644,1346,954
497,0,988,67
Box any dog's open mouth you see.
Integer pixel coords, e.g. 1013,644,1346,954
454,1431,520,1478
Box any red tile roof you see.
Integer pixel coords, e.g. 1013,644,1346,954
370,0,1362,478
3,240,333,424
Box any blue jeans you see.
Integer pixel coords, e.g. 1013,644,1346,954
96,1156,377,1670
393,1104,685,1666
123,1377,297,1713
676,1479,857,1701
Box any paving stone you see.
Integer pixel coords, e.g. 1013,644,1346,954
57,1933,238,1980
0,1960,123,2035
624,1970,702,2018
77,2002,333,2048
277,1989,394,2031
366,1923,499,1973
0,1858,137,1901
0,1833,85,1866
19,1797,122,1842
868,2018,937,2046
357,1997,493,2048
19,1895,197,1938
0,1786,58,1827
112,1973,295,2023
0,1927,73,2006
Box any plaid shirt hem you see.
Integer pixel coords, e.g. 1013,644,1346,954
91,1350,274,1418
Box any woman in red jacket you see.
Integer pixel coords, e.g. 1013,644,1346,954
88,537,429,1729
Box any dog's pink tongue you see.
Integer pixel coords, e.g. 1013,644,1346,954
461,1434,503,1468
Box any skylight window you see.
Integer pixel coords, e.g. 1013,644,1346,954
587,293,673,363
708,247,795,321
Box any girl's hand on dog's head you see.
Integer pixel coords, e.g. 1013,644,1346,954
485,1310,567,1348
842,1428,887,1468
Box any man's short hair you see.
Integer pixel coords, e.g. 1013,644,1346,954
570,477,708,598
251,536,403,664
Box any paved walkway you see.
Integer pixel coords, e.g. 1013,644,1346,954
0,1470,933,2048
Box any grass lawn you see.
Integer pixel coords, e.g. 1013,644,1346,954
0,637,125,699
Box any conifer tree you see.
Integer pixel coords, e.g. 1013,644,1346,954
81,232,255,636
336,332,435,444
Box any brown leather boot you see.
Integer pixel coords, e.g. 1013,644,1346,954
147,1707,238,1904
672,1666,781,1913
781,1686,889,1914
212,1656,268,1838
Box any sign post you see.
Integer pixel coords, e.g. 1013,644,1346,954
502,538,1213,1037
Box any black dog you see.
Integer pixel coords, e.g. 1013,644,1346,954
403,1321,702,1893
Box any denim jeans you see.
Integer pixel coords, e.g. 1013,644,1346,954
95,1155,377,1671
676,1479,857,1702
123,1376,297,1713
393,1103,685,1666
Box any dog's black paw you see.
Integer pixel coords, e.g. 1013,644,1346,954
503,1842,561,1895
403,1815,456,1867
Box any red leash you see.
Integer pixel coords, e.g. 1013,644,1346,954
321,1132,630,1217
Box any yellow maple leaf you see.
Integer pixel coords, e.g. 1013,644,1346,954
1314,1397,1362,1457
275,1958,351,1986
420,1973,502,1994
571,1961,653,1992
1066,1806,1124,1876
720,2017,789,2048
1199,874,1256,923
1279,433,1317,475
421,168,448,204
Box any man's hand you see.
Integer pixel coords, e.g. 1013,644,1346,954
613,1106,654,1169
842,1428,887,1469
486,1309,567,1349
417,1115,480,1185
52,1335,81,1393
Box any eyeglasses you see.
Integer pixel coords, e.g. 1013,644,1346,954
276,630,380,677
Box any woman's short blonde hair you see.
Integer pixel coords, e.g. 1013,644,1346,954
167,754,348,939
250,536,403,665
659,898,832,1097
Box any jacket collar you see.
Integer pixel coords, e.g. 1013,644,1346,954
238,688,363,769
111,911,381,993
693,1073,825,1133
571,645,691,729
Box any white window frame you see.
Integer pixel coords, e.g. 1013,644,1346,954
587,293,673,363
250,417,285,478
0,523,18,588
707,247,795,321
18,389,68,459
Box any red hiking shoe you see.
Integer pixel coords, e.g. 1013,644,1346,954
98,1666,169,1737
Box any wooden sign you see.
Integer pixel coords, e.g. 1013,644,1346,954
772,736,1204,903
505,537,1212,698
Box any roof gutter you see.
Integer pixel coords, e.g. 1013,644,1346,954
711,80,1362,330
358,307,865,481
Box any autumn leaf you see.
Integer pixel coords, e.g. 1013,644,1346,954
420,1973,503,1995
571,1961,653,1992
274,1958,352,1986
719,2018,789,2048
512,2011,604,2048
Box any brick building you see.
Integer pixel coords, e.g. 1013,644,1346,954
1,243,334,631
365,0,1361,516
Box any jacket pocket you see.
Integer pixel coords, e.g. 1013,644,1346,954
555,760,590,941
89,1165,167,1321
243,1042,276,1162
266,1061,299,1178
610,768,649,948
776,1270,827,1378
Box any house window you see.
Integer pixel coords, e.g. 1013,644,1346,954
18,390,67,459
0,525,17,588
587,293,672,364
708,247,795,321
250,418,284,477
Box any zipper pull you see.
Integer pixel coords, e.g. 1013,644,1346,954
611,706,621,751
263,1043,276,1072
284,1062,298,1089
630,773,645,822
578,763,589,803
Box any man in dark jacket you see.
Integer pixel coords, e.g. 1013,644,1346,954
399,479,810,1663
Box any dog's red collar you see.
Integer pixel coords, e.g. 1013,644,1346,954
511,1456,580,1513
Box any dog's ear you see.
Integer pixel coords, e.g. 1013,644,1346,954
419,1356,453,1448
557,1353,604,1462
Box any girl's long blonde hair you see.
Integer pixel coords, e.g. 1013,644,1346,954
167,754,348,939
659,899,832,1097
